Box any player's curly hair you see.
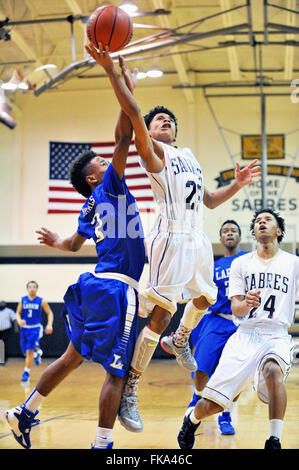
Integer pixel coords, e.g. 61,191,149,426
250,208,285,243
69,150,98,198
219,219,242,237
144,106,178,137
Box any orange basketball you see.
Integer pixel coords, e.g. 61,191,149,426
86,5,133,53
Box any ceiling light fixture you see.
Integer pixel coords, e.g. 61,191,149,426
1,82,17,91
137,71,147,79
1,70,20,91
1,70,30,92
34,64,57,72
147,68,163,78
18,82,29,90
119,1,138,16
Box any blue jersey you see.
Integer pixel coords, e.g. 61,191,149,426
209,251,248,316
77,163,145,282
21,296,43,326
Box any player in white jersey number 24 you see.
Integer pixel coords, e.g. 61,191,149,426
177,208,299,450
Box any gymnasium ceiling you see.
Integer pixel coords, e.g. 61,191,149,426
0,0,298,101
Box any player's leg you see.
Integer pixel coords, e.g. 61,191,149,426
35,341,84,395
263,358,286,449
21,327,42,381
178,397,222,449
119,304,169,432
175,296,212,345
93,372,125,449
161,297,211,371
190,365,237,436
6,342,83,449
255,333,293,449
186,370,209,413
20,329,30,382
21,349,34,382
33,326,44,366
178,329,253,449
25,350,34,369
185,315,237,435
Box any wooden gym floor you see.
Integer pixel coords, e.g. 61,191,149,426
0,357,299,450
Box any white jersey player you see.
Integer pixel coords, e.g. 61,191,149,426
177,209,299,450
87,43,261,432
229,249,298,330
140,142,217,317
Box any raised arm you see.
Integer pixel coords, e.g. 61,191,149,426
111,63,136,180
85,43,163,173
36,227,86,252
114,64,137,144
204,160,261,209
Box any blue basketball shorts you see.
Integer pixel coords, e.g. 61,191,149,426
20,325,43,355
61,272,139,378
191,313,238,377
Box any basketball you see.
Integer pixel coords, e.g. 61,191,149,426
86,5,133,53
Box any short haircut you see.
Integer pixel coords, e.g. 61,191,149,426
26,281,38,288
219,219,242,237
0,301,7,311
69,150,98,198
144,106,178,137
250,208,285,243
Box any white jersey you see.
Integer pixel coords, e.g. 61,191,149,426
228,249,299,329
138,142,217,316
146,142,204,225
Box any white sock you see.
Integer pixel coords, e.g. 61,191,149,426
225,400,236,413
24,367,30,373
94,427,113,448
269,419,283,440
189,408,200,425
24,388,44,413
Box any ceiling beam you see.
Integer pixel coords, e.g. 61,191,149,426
0,6,43,69
284,0,296,80
24,0,58,48
220,0,241,81
64,0,87,59
150,0,195,103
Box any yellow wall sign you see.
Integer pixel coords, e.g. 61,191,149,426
242,134,285,159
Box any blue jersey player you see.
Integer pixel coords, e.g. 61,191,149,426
6,65,145,449
16,281,53,382
186,220,247,435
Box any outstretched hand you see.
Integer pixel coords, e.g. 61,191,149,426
36,227,60,248
85,42,114,72
118,56,138,93
235,159,261,188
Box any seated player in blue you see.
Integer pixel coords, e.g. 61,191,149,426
6,66,145,449
186,220,247,435
15,280,53,382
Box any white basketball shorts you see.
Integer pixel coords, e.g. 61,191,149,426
139,222,217,317
202,325,294,408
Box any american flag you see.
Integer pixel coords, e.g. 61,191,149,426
48,141,155,213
